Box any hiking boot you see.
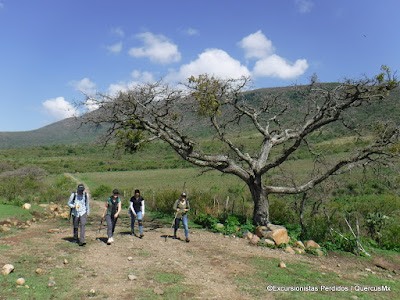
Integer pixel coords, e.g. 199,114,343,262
79,241,86,246
173,234,177,239
107,238,112,245
110,237,114,242
185,238,190,243
139,234,144,238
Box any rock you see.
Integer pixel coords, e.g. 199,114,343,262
47,280,56,287
16,278,25,285
278,261,287,268
48,228,61,233
89,289,96,295
35,268,44,275
23,203,31,210
128,275,137,281
2,264,15,275
1,225,10,232
49,204,59,212
263,238,275,246
25,220,31,225
153,287,164,295
249,235,260,245
293,240,305,249
241,230,253,240
304,240,320,249
373,257,396,272
284,246,295,254
293,247,305,254
255,224,289,246
63,259,69,265
60,212,69,219
314,249,324,256
127,256,133,261
215,223,224,229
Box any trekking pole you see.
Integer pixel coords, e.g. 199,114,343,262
98,217,104,233
171,211,178,228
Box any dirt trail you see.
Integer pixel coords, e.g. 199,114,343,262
1,175,399,299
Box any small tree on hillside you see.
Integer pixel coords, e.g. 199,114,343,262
83,67,399,226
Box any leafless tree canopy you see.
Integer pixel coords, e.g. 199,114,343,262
82,68,399,225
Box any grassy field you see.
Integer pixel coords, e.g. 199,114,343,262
74,168,245,197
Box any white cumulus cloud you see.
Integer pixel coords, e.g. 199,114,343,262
129,32,181,64
166,48,250,83
239,30,274,59
107,70,155,96
239,30,309,79
70,77,96,96
106,42,123,54
42,97,78,120
253,54,309,79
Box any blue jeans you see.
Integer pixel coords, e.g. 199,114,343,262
129,210,143,235
174,215,189,239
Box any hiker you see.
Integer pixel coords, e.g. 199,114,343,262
129,189,145,238
101,189,122,245
173,192,190,242
68,184,90,246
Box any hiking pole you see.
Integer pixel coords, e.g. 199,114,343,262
98,217,104,233
171,211,178,228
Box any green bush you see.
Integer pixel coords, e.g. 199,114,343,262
92,184,112,198
323,231,357,254
193,213,218,228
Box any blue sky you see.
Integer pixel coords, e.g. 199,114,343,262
0,0,399,132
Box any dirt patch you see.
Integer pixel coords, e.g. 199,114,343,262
1,197,399,299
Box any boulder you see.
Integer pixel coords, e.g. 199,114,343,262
16,278,25,285
278,261,287,268
284,246,295,255
293,240,305,249
304,240,320,249
255,225,289,246
215,223,224,229
22,203,31,210
35,268,44,275
249,235,260,245
241,231,253,240
2,264,15,275
263,238,276,246
293,247,305,254
128,275,137,281
60,212,69,219
153,287,164,295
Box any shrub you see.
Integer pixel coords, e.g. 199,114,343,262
92,184,112,198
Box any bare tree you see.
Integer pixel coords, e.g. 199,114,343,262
83,67,399,226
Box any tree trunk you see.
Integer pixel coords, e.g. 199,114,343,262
248,176,270,226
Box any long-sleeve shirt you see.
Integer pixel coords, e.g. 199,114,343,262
129,196,145,215
68,192,89,217
173,199,190,219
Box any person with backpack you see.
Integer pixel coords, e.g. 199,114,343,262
101,189,122,245
129,189,145,238
173,192,190,242
68,184,90,246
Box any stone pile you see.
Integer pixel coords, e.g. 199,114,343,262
243,224,324,256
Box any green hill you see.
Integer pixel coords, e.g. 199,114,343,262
1,83,399,149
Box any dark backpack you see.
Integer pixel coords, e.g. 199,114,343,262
109,196,119,218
